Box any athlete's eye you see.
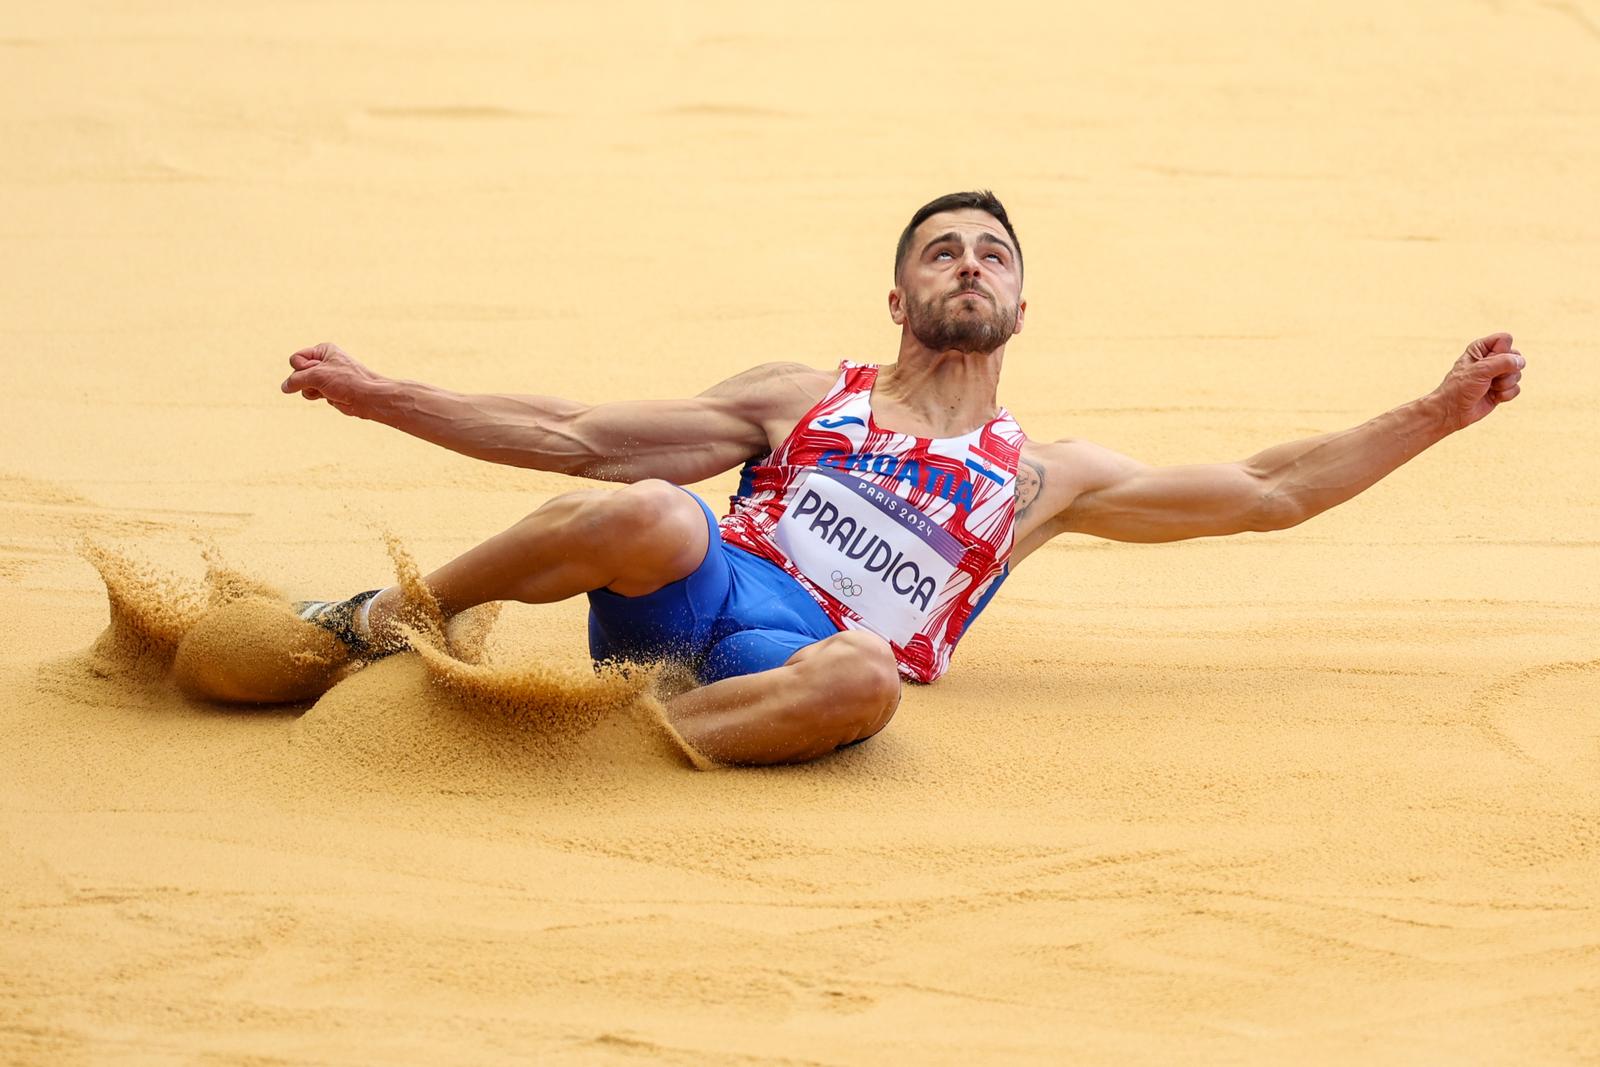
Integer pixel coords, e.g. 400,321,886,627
934,250,953,260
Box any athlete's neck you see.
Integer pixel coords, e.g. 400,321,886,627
873,345,1006,438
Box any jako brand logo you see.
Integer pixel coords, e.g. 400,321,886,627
817,450,977,509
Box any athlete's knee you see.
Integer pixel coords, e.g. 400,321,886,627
831,630,901,704
581,480,709,593
795,630,901,742
602,480,701,543
539,480,698,557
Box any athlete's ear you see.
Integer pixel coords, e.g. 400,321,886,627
887,287,907,325
1013,297,1026,335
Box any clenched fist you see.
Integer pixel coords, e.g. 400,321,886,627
280,343,387,419
1434,333,1525,432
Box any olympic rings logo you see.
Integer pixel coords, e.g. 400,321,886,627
830,570,863,598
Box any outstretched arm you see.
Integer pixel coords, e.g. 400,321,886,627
281,343,826,484
1048,333,1527,544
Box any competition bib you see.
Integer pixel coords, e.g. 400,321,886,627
774,468,967,645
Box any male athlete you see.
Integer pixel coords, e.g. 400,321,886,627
281,191,1527,766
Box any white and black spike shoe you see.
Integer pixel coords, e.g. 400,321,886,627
294,589,399,659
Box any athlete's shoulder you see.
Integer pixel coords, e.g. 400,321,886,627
758,360,841,389
1014,436,1148,528
1024,436,1142,476
702,361,833,390
699,361,837,413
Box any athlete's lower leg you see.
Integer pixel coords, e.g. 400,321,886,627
664,630,902,765
365,480,708,642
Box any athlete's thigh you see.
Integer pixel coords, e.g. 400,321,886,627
698,542,841,684
586,489,730,666
700,626,823,684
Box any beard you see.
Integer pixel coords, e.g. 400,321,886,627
903,287,1019,354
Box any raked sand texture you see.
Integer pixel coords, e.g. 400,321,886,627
2,3,1598,1064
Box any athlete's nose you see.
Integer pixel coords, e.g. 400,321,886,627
957,245,985,280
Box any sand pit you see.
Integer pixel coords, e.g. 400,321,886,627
2,2,1597,1063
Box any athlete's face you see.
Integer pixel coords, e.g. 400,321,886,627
889,209,1026,355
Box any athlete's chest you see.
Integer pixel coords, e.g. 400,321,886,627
774,379,1020,510
729,363,1026,653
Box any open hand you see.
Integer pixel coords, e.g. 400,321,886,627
1435,333,1525,432
280,342,385,418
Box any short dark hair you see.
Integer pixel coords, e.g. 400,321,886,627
893,190,1022,283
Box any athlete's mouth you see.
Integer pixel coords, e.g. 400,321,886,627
951,287,990,302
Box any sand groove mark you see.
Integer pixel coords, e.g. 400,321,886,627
974,847,1187,889
1190,888,1468,931
525,834,833,895
0,498,250,547
1350,893,1593,914
0,472,93,506
657,103,794,118
363,105,555,121
1462,658,1600,777
1191,899,1596,974
837,884,1187,939
584,1031,831,1066
854,976,1046,1010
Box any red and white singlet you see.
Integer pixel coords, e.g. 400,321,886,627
719,362,1027,682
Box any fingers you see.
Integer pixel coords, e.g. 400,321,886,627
283,341,339,392
280,369,321,398
1471,350,1525,380
285,344,328,393
281,361,330,396
288,342,340,371
279,367,331,404
1465,332,1514,359
1490,355,1523,397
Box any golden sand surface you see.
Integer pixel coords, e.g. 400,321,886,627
2,2,1597,1062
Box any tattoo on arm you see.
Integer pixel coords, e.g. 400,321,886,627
1014,457,1044,519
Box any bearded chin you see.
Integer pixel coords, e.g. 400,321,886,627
906,296,1017,354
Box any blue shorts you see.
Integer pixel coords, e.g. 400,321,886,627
586,489,841,684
